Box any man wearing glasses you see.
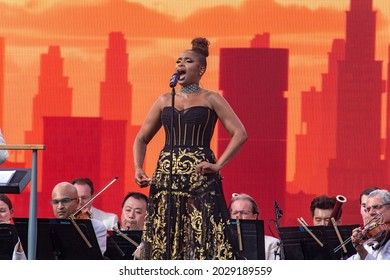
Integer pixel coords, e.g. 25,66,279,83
51,182,107,256
229,193,281,260
349,189,390,260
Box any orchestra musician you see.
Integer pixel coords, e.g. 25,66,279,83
229,193,281,260
0,194,26,260
50,182,107,256
310,195,342,226
359,187,380,224
120,192,148,231
71,177,119,230
348,189,390,260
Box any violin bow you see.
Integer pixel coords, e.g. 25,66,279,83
330,217,347,254
67,176,118,249
333,213,383,253
70,176,118,219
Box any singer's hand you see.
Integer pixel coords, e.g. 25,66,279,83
135,168,151,188
195,162,220,175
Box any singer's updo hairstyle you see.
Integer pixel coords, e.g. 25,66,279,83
190,37,210,69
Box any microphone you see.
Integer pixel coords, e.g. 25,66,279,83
169,73,180,88
274,200,283,230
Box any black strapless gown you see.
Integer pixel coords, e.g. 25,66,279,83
142,106,239,260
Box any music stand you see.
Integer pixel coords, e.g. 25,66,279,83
278,224,358,260
0,223,19,260
323,224,359,259
13,218,103,260
104,230,142,260
230,219,266,260
0,168,31,194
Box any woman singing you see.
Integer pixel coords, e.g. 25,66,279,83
133,37,247,259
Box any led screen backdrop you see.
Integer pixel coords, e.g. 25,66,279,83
1,0,389,233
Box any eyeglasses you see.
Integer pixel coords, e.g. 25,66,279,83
364,203,390,213
231,210,254,216
50,197,78,206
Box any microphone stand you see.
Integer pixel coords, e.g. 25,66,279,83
166,82,176,260
274,201,285,260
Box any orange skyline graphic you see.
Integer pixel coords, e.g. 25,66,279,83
1,0,390,226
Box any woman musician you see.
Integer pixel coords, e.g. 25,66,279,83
0,194,26,260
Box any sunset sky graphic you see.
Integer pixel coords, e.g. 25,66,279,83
1,0,389,185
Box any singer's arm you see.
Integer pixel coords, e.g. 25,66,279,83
198,91,247,172
133,95,166,186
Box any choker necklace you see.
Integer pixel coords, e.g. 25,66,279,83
180,84,200,94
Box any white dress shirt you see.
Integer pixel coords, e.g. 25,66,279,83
265,235,281,260
12,239,27,260
91,218,107,256
91,206,118,230
347,239,390,260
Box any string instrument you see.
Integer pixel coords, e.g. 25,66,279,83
73,209,92,220
333,213,387,253
356,220,390,244
69,176,118,220
68,176,118,248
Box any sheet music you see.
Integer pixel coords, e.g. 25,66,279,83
0,170,16,184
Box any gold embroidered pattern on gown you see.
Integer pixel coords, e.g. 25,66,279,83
142,106,238,260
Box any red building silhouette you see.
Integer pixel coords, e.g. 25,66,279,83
328,0,387,218
100,32,139,195
40,116,126,218
289,40,345,224
0,37,4,128
218,39,288,231
294,40,344,194
25,46,73,147
386,46,390,178
17,33,141,218
24,46,73,186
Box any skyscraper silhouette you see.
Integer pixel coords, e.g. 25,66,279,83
100,32,132,121
99,32,139,194
218,38,288,229
293,39,345,195
328,0,387,208
24,46,72,194
0,37,4,128
40,116,126,217
25,46,72,147
386,46,390,177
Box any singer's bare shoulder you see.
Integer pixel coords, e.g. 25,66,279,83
151,92,174,110
204,90,230,110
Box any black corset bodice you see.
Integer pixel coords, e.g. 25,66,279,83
161,106,217,148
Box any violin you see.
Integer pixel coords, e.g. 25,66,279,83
334,213,389,253
67,177,118,248
356,221,390,244
69,176,118,220
73,208,92,220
